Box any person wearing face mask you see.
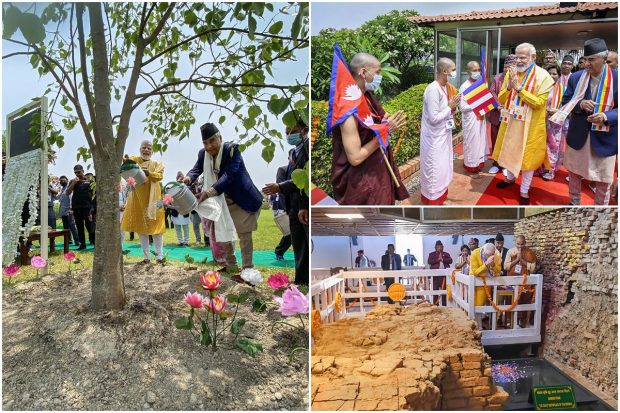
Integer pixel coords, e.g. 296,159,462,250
493,42,554,205
58,175,80,246
488,55,517,175
557,38,618,205
420,57,461,204
262,120,309,285
331,52,408,205
121,140,166,263
459,61,488,174
185,123,263,280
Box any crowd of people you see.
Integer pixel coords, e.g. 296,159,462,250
372,234,538,327
36,121,309,285
329,38,617,206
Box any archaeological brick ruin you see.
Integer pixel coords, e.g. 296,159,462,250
311,304,509,410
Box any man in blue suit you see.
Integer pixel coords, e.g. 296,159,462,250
184,123,263,276
561,38,617,205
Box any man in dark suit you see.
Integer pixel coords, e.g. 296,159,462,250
561,38,618,205
262,120,310,285
494,233,510,276
427,240,452,306
185,123,263,278
272,150,294,261
380,243,401,304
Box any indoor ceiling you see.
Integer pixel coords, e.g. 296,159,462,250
311,207,548,237
500,21,617,51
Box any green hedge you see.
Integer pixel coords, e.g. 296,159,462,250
311,83,461,197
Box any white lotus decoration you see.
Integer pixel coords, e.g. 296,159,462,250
341,84,362,101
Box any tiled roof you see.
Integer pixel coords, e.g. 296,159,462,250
408,2,618,24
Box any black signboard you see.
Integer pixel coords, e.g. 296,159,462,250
9,108,43,157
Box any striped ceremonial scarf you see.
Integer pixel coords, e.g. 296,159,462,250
508,64,537,120
549,82,565,110
550,69,594,126
592,64,614,132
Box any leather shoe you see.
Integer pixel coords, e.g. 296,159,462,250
519,195,530,205
496,180,515,189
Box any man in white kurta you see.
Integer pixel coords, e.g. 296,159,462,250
460,61,487,173
420,58,461,204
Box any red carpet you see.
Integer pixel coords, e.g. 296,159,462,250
455,144,617,206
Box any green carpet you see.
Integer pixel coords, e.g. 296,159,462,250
53,242,294,268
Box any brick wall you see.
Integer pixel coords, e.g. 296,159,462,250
514,208,618,399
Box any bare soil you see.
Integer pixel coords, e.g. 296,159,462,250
2,264,309,411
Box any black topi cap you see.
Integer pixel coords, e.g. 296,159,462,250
495,233,504,242
561,55,574,64
584,38,608,57
200,123,219,141
435,240,443,247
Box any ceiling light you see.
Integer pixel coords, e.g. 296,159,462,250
325,213,364,219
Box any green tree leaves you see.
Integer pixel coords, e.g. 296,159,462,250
3,6,46,44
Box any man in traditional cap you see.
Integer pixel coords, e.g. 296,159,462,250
331,52,408,205
184,123,263,279
606,51,618,70
487,54,517,174
560,55,574,87
494,233,510,276
556,38,618,205
420,58,461,204
427,240,453,306
493,43,554,205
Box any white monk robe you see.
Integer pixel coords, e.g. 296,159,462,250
420,81,454,204
460,79,487,172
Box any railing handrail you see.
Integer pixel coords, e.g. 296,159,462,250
340,269,454,278
310,273,344,296
452,272,541,286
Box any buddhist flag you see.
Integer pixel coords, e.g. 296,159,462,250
462,77,499,117
326,43,390,149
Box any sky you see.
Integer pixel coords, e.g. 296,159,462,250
311,1,553,34
2,3,309,187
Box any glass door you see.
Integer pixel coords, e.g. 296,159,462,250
457,29,500,86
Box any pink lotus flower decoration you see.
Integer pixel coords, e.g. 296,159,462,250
162,194,174,206
184,292,207,309
3,264,19,277
125,177,136,186
267,273,290,289
64,252,76,261
199,271,222,290
206,295,227,314
31,256,47,269
273,285,309,317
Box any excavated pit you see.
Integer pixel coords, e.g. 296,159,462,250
311,303,509,410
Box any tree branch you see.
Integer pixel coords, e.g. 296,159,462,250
142,26,304,67
76,3,99,143
143,3,175,45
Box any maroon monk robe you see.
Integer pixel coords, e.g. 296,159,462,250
331,92,408,205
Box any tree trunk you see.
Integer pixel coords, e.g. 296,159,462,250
88,3,126,310
90,157,126,310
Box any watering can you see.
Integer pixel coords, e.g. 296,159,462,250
120,162,148,187
163,181,198,215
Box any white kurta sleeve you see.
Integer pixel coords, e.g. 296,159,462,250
425,85,452,126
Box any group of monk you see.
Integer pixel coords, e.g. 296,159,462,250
328,38,617,206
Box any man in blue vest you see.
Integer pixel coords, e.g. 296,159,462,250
185,123,263,277
561,38,618,205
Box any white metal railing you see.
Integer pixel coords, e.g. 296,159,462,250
449,272,542,346
340,269,453,317
310,273,345,324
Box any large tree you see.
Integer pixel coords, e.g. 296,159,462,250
2,2,309,310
